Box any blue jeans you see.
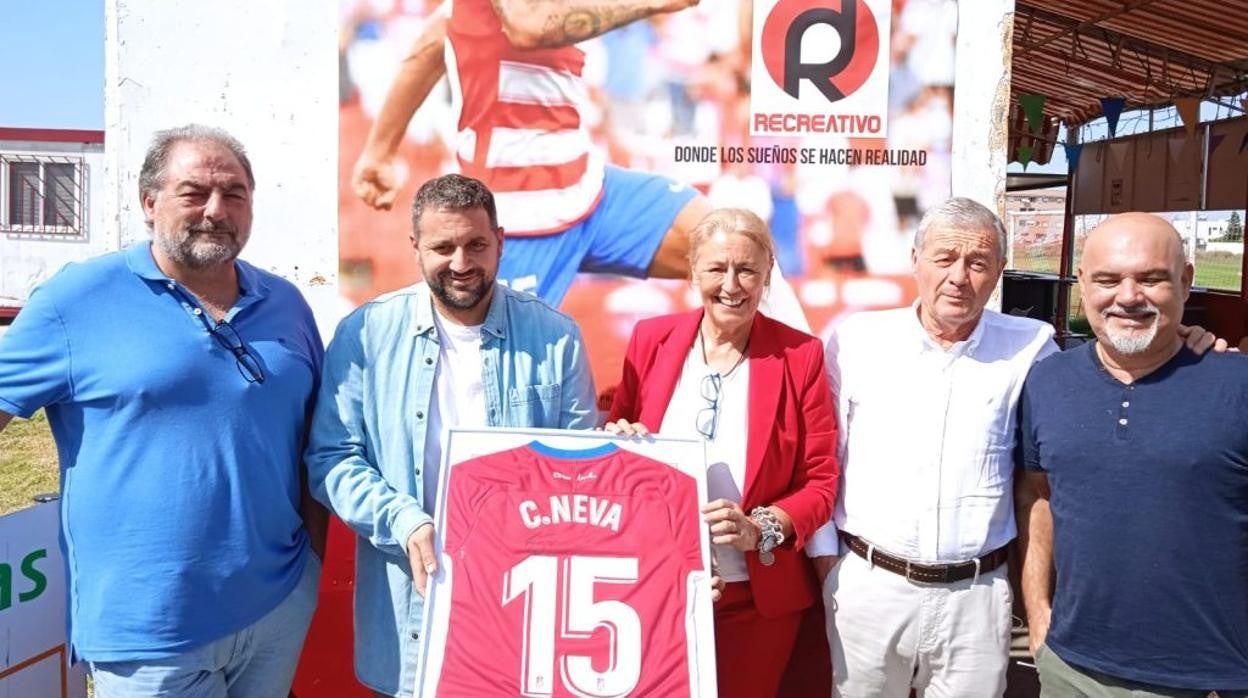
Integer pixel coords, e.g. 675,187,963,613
89,555,320,698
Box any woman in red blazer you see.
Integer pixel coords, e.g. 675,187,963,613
606,208,840,698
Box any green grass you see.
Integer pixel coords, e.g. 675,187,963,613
1012,244,1063,275
0,410,60,515
1193,250,1244,291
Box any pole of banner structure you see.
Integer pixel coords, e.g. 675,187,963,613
1056,124,1079,346
1186,210,1200,264
1241,174,1248,304
102,0,344,338
1241,191,1248,305
951,0,1014,311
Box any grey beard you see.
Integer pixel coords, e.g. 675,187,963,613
155,224,241,270
1101,304,1160,355
1103,322,1159,355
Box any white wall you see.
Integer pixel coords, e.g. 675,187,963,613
1206,241,1245,254
104,0,343,334
951,0,1014,209
952,0,1016,309
0,141,109,304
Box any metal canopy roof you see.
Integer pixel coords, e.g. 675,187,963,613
1010,0,1248,128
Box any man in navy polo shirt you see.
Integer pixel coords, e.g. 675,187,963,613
0,125,325,697
1017,212,1248,697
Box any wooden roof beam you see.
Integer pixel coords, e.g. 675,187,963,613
1024,43,1204,97
1015,0,1169,57
1016,3,1231,73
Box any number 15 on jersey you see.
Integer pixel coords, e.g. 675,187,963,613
504,554,640,697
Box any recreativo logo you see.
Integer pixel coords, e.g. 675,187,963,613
760,0,881,103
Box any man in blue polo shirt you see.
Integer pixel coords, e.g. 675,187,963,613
1016,212,1248,697
0,125,325,697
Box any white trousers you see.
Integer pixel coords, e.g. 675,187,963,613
824,551,1012,698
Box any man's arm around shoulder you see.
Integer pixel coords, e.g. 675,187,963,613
0,283,76,427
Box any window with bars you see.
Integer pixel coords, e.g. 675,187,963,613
1,155,85,235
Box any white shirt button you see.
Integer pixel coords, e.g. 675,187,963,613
166,282,175,290
1121,401,1130,408
192,308,202,316
1118,418,1128,425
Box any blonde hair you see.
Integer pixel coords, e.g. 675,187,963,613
688,208,776,268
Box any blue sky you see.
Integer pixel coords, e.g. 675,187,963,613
0,1,105,129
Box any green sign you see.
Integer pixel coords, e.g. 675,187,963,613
0,548,49,611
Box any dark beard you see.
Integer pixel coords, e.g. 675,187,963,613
428,270,492,311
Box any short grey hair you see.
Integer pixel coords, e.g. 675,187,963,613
138,125,255,198
913,197,1008,260
411,173,499,236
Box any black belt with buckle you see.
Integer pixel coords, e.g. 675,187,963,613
839,531,1009,584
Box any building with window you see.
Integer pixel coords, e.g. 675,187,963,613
0,128,110,319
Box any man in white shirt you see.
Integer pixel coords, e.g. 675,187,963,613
807,197,1056,697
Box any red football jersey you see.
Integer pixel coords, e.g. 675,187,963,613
431,441,706,697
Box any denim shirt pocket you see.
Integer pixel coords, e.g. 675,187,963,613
507,383,562,426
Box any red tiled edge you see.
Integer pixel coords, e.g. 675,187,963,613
0,128,104,144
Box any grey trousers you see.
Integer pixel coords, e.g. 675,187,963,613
1034,643,1246,698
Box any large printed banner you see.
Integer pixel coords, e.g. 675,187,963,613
415,428,715,697
295,3,977,694
337,0,958,388
0,502,88,698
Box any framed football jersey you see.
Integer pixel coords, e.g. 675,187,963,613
414,428,716,698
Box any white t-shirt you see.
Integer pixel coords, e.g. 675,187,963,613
422,309,488,514
660,344,751,582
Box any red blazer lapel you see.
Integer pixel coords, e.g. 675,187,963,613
638,310,702,430
744,313,782,505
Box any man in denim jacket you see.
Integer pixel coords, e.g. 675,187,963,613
306,174,598,697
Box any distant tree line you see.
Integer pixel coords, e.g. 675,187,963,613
1221,211,1243,242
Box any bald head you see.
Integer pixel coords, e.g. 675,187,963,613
1078,213,1193,359
1083,213,1185,271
